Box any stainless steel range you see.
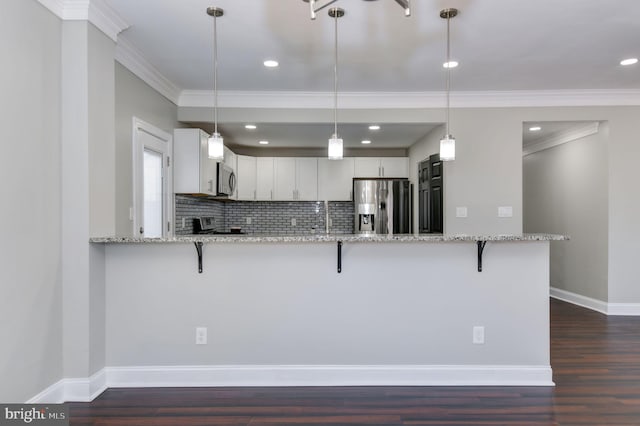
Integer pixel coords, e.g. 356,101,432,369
193,217,244,235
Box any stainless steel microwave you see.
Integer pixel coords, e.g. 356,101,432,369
217,163,236,196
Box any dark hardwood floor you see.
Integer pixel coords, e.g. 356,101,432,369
69,299,640,425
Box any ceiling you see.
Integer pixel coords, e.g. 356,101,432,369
105,0,640,149
522,121,598,148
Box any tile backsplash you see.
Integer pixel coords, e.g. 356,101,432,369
175,195,354,235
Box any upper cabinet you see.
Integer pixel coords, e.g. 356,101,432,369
318,158,355,201
173,128,217,195
231,155,408,202
274,158,318,201
354,157,408,178
237,155,256,200
256,157,275,200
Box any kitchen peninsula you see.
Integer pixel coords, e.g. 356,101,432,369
91,233,565,388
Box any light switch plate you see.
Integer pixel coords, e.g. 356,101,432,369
291,218,297,226
456,207,468,218
246,217,252,225
498,206,513,218
473,326,485,344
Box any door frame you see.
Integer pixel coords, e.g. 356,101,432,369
132,117,173,238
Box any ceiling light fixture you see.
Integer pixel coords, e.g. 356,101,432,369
259,140,269,145
245,124,257,130
439,8,458,162
620,58,638,66
305,0,410,20
263,60,279,68
327,7,344,160
361,140,372,145
529,126,542,131
206,6,224,160
443,61,458,69
369,125,380,130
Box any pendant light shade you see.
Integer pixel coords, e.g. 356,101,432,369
207,6,224,161
328,135,343,160
440,135,455,162
328,8,344,160
440,8,458,162
208,132,224,159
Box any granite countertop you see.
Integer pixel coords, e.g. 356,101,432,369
90,233,568,244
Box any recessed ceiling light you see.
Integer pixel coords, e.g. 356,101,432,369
263,60,279,68
443,61,459,69
620,58,638,66
529,126,542,132
258,140,269,145
245,124,257,130
361,140,372,145
368,125,380,130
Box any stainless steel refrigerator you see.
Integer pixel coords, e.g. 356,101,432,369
353,178,412,235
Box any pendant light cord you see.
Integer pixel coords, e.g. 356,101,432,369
333,12,338,138
213,13,218,135
446,15,451,136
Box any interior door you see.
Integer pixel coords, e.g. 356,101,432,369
133,118,173,238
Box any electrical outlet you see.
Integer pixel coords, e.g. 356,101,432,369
195,327,207,345
291,218,297,226
246,217,252,225
473,326,485,344
498,206,513,218
456,207,468,218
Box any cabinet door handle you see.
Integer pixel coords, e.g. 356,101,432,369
381,166,385,177
208,179,213,193
253,189,256,200
270,190,273,200
139,227,144,235
350,190,353,201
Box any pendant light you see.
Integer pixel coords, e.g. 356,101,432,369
328,7,344,160
207,6,224,160
440,8,458,162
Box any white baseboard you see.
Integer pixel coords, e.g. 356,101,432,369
550,287,640,316
105,364,554,388
607,303,640,316
26,379,66,404
27,369,108,403
27,364,554,402
550,287,608,314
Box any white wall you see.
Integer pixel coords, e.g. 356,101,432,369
0,0,63,402
105,241,551,385
114,63,182,237
524,123,609,301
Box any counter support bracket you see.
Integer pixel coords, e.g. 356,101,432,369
194,242,203,273
477,240,487,272
337,241,343,273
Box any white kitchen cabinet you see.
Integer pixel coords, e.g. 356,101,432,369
256,157,275,200
274,158,296,200
354,157,408,178
295,158,318,200
173,128,217,195
380,157,409,178
236,155,256,200
318,158,355,201
353,158,381,178
274,158,318,201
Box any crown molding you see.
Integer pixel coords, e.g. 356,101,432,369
37,0,129,42
178,89,640,109
115,37,181,105
523,122,600,156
